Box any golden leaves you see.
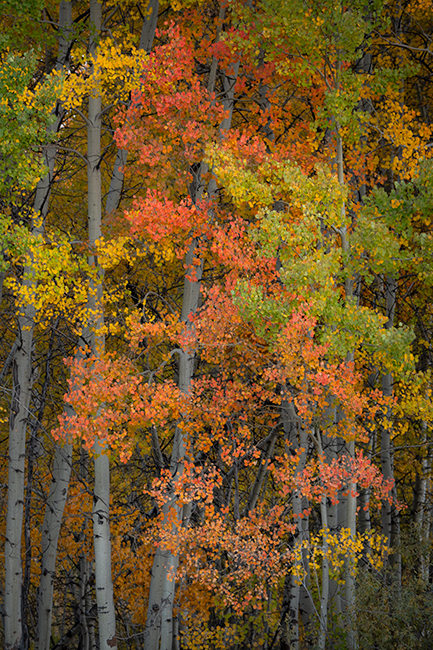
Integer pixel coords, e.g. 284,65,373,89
60,38,146,110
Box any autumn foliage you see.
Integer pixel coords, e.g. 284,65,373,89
1,1,433,650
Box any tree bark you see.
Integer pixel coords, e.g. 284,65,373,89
380,277,400,584
318,499,329,650
35,5,74,648
37,438,73,650
336,99,358,645
105,0,159,216
5,311,34,650
281,401,309,650
144,239,203,650
23,326,55,650
4,0,73,642
87,2,117,649
144,26,240,649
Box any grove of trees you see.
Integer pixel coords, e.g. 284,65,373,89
1,0,433,649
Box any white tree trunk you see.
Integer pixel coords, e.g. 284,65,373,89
380,277,400,584
343,438,357,650
105,0,159,216
336,111,358,647
318,497,329,650
288,439,308,650
4,1,74,643
93,445,116,648
144,39,240,650
322,407,342,622
36,5,74,648
5,312,34,650
37,436,73,650
87,2,117,648
145,240,203,650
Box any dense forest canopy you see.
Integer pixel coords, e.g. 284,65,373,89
1,1,433,649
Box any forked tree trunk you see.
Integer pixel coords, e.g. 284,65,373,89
36,5,74,648
144,239,203,650
144,39,240,650
37,433,73,650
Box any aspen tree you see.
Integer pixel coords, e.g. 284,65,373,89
144,9,242,647
3,15,64,650
36,7,74,650
34,2,162,645
84,2,118,648
1,0,430,647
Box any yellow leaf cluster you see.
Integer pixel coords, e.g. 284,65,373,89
60,38,146,110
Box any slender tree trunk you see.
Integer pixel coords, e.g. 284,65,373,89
93,446,116,649
298,519,314,648
5,308,34,650
37,348,75,650
105,0,159,216
245,431,278,515
413,423,432,583
5,156,58,650
343,438,357,649
144,239,203,650
37,439,73,650
318,497,329,650
335,91,358,644
34,6,74,648
282,409,309,650
322,406,343,627
78,555,96,650
3,0,73,638
86,2,117,649
358,428,373,537
307,430,328,650
380,277,400,583
144,28,240,649
22,327,55,650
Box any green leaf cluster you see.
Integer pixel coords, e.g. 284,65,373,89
0,50,62,193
